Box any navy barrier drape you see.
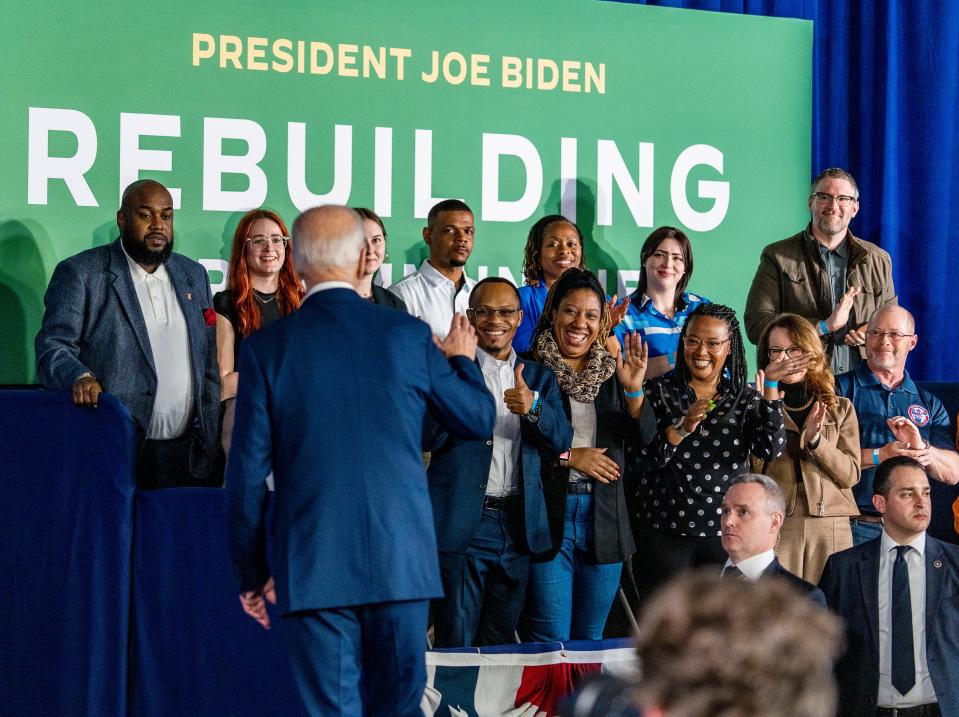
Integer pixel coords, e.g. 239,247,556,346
0,391,134,717
616,0,959,381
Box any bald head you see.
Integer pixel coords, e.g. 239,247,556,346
117,180,174,271
120,180,171,215
292,205,366,286
868,305,915,334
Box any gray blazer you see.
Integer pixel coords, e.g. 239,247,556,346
35,238,220,478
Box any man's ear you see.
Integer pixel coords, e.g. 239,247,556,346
354,247,368,282
872,494,886,515
422,226,431,246
770,510,784,534
117,210,126,234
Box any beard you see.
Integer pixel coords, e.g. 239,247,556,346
122,230,172,266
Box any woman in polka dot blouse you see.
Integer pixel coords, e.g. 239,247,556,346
630,303,786,598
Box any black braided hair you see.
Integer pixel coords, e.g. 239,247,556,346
675,303,748,392
529,267,611,358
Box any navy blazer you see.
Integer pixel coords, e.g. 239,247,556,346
227,288,496,614
35,239,220,478
762,557,826,607
819,535,959,717
427,358,572,555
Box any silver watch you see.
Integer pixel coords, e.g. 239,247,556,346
673,419,693,439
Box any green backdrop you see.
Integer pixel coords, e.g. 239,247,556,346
0,0,811,383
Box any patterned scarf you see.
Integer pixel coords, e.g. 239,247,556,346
534,329,615,403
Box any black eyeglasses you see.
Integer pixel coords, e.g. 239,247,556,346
810,192,858,207
468,307,520,320
865,330,914,342
246,235,289,248
766,346,804,359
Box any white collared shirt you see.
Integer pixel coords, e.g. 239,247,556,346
877,530,936,708
477,348,521,497
304,281,356,300
388,260,475,339
723,549,776,580
121,246,193,440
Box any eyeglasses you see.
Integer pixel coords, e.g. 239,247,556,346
766,346,804,359
468,307,520,320
865,330,914,342
810,192,858,207
246,235,289,248
682,337,730,353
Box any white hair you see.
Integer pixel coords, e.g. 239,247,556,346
291,205,365,273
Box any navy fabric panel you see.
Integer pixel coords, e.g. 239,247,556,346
0,390,134,717
130,487,305,716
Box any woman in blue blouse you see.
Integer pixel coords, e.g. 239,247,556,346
613,226,709,378
512,215,588,353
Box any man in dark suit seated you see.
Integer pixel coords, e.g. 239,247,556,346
720,473,827,605
820,456,959,717
227,205,496,717
427,277,573,647
34,179,220,488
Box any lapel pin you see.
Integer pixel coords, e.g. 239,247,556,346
186,292,192,301
934,559,943,569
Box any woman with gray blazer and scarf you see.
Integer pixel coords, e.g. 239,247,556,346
523,268,655,642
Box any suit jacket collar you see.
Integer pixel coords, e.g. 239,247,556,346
925,536,946,641
108,239,156,376
858,538,883,660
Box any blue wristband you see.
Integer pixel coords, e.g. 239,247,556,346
763,379,779,389
531,396,540,412
819,320,829,335
872,448,880,466
624,388,643,399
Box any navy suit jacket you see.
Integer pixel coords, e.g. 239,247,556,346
226,288,496,614
819,535,959,717
35,239,220,477
427,358,572,555
762,557,827,607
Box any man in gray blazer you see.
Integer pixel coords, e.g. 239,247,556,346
35,179,220,488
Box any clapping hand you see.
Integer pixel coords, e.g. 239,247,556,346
825,286,861,333
504,364,535,415
887,416,925,449
801,400,827,445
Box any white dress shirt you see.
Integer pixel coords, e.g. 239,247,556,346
723,549,776,580
477,348,521,497
877,530,936,708
388,260,475,339
122,246,193,440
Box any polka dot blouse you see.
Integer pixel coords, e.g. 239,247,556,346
636,375,785,537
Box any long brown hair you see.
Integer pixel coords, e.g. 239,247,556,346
634,226,694,313
227,209,303,337
757,313,837,408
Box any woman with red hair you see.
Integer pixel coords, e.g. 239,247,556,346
214,208,303,452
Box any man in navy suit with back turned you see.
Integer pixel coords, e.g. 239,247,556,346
427,277,572,647
227,205,495,717
820,455,959,717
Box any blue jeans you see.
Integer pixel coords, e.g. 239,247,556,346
525,493,623,641
850,516,883,545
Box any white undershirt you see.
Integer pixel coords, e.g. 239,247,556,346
568,398,597,482
122,246,193,440
477,349,521,497
877,530,936,708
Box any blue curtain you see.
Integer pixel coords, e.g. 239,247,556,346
614,0,959,381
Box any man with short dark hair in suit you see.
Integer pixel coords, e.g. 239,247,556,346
820,455,959,717
227,205,496,716
35,179,220,488
720,473,826,606
427,277,572,647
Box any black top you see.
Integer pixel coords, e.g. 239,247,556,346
213,289,282,368
637,374,785,537
372,283,407,311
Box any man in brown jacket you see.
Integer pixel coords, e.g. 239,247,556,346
744,168,897,375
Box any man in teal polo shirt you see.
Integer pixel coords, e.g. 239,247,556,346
836,305,959,544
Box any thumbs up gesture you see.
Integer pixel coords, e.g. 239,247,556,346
504,363,536,415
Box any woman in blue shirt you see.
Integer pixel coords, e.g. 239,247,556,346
613,226,709,378
512,215,588,353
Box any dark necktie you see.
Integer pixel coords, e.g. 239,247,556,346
891,545,916,695
723,565,747,581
